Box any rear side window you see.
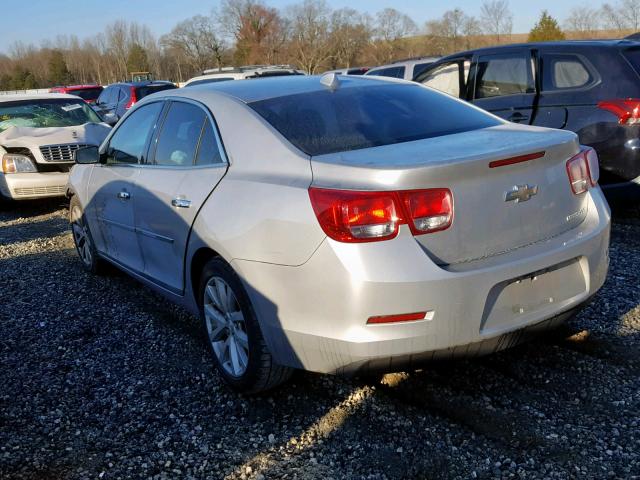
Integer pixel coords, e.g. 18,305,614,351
542,54,593,91
136,84,177,99
195,121,224,165
154,102,206,166
475,53,534,99
106,102,163,164
366,66,405,79
249,84,501,156
622,48,640,76
412,62,434,79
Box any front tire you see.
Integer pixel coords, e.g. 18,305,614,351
69,196,105,274
199,257,293,394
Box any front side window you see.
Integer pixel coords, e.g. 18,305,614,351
542,54,593,91
106,102,163,164
0,98,102,132
249,83,501,156
366,66,406,79
154,102,206,166
475,53,534,99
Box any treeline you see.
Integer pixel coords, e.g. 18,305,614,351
0,0,638,89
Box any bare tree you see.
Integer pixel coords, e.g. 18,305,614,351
161,15,226,76
327,8,372,68
285,0,332,73
424,9,480,55
564,7,600,37
480,0,513,43
372,8,417,63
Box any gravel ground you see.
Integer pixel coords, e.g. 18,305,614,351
0,198,639,480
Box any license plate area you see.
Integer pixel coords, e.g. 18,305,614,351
480,258,587,335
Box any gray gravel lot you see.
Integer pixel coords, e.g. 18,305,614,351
0,199,639,480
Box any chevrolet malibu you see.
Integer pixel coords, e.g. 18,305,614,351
67,75,610,393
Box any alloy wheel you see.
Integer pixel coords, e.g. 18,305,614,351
71,206,92,267
203,276,250,377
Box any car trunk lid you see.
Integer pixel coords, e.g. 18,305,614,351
310,124,588,266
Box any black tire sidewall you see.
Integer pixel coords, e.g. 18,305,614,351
198,257,268,392
69,196,100,274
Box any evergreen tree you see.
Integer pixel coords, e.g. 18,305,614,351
528,11,565,42
48,50,72,85
126,43,149,73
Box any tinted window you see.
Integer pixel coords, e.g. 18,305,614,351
623,48,640,75
475,53,533,99
135,83,177,99
107,102,163,164
366,66,405,79
68,87,103,101
542,54,592,90
412,62,433,79
154,102,206,166
195,121,223,165
249,84,500,156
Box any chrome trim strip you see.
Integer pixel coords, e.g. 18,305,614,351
99,217,174,243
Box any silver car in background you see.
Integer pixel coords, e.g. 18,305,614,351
67,75,610,393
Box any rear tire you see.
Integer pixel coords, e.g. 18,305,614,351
69,196,106,275
199,257,293,394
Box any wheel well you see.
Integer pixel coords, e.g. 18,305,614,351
190,247,220,306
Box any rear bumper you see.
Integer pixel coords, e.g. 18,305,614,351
0,172,68,200
234,188,611,374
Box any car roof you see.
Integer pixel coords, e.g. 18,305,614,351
368,57,440,70
55,84,102,90
0,93,83,102
441,39,640,58
110,81,174,87
170,74,399,103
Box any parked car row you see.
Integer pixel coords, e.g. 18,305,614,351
0,46,621,394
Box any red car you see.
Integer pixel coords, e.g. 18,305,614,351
49,84,104,104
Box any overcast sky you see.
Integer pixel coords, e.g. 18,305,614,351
1,0,589,53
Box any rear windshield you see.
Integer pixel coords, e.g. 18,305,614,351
249,84,501,156
623,48,640,75
135,83,177,99
68,87,103,100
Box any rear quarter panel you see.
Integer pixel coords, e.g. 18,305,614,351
187,94,325,267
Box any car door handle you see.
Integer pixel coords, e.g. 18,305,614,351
171,198,191,208
117,191,131,200
508,112,529,123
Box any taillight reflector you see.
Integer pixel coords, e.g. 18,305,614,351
125,86,137,110
367,312,427,324
598,98,640,125
489,151,545,168
308,187,453,243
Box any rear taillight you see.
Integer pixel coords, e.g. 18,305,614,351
399,189,453,234
308,187,453,243
125,86,137,110
598,98,640,125
566,148,598,194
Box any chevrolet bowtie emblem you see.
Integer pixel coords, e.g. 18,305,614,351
505,184,538,203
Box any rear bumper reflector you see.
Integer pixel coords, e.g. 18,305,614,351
367,312,428,325
489,151,545,168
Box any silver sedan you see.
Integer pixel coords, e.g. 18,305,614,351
67,75,610,393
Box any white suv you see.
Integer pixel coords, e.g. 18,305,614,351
183,65,305,87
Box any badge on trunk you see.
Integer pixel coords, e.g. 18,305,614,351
504,184,538,203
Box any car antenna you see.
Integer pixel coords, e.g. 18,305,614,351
320,72,340,91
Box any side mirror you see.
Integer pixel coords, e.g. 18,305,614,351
102,112,118,126
74,146,100,164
